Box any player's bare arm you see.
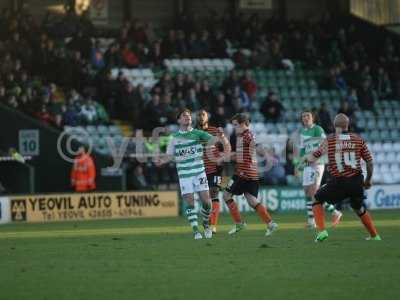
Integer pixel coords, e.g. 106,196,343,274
215,127,231,164
364,161,373,189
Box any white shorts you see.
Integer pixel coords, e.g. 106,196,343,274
179,172,209,196
302,165,324,187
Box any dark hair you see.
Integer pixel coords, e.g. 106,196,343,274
176,108,192,120
231,113,250,125
197,108,208,116
301,109,315,121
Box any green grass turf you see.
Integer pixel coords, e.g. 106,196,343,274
0,210,399,300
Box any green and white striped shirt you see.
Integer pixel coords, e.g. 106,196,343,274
166,128,213,179
299,124,326,165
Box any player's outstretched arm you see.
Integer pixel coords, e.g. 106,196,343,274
217,127,231,153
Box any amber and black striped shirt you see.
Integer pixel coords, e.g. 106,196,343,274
235,129,259,180
313,132,373,178
201,126,221,175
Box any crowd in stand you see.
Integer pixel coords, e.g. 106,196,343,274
1,6,400,188
0,9,110,128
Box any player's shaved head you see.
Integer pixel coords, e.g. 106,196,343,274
334,113,350,132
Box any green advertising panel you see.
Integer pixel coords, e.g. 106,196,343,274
180,186,306,214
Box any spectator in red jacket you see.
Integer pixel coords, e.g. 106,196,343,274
242,70,257,100
121,44,139,67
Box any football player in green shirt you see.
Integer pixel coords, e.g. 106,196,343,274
298,110,342,228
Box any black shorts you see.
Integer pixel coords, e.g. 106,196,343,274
226,175,259,198
315,174,365,209
207,172,222,189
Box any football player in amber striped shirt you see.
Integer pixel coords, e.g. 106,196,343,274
304,113,380,242
197,109,231,233
223,113,278,236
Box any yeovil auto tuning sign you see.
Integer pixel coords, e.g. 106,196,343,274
9,191,178,223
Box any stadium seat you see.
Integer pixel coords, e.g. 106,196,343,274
108,125,122,136
390,162,399,172
382,142,393,152
380,130,390,141
372,171,381,183
382,172,395,184
86,126,97,135
387,118,397,129
370,142,382,153
375,152,386,163
97,125,109,136
366,119,377,130
393,142,400,152
390,130,400,140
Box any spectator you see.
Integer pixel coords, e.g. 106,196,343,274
143,93,163,131
327,66,347,91
184,88,200,111
231,96,243,115
260,91,284,122
93,101,109,124
161,30,178,58
338,100,354,119
96,70,121,117
67,30,91,59
36,105,54,125
241,70,257,100
69,50,89,90
361,65,372,83
345,88,358,109
90,40,105,70
121,43,139,67
231,85,251,112
263,148,286,185
198,80,214,110
187,32,202,58
358,80,377,111
221,70,239,96
104,43,122,68
344,61,362,89
6,95,19,109
317,102,334,133
174,73,186,96
80,98,98,124
19,93,35,115
130,164,152,190
148,40,163,66
212,29,228,58
159,93,176,125
0,85,7,103
175,30,187,57
62,102,80,126
209,93,229,127
375,67,392,99
70,146,96,192
119,82,137,121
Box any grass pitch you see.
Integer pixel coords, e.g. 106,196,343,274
0,210,399,300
